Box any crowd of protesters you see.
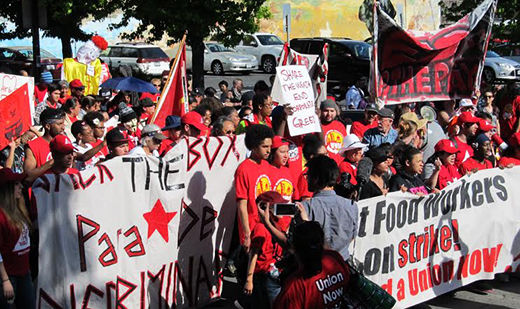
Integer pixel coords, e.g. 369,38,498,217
2,64,520,308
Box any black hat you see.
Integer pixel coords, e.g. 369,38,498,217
40,108,65,125
162,115,182,131
106,128,129,145
118,103,137,123
193,88,203,96
140,97,154,107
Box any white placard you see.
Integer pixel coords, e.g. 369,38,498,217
0,73,35,123
275,65,321,136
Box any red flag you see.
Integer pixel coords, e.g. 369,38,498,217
152,35,189,129
0,83,32,149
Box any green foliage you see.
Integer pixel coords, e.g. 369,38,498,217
440,0,520,42
0,0,121,56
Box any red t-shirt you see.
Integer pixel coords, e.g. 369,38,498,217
338,160,358,186
274,250,350,309
459,157,493,175
235,159,273,242
350,119,377,139
27,137,52,168
322,120,347,165
453,136,474,168
251,223,280,274
498,156,520,168
0,211,30,276
437,164,461,190
297,167,312,200
269,165,299,202
91,139,109,156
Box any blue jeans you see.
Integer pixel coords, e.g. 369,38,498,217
0,273,35,309
251,272,281,308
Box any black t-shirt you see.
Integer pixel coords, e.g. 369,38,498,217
389,171,429,195
359,180,386,200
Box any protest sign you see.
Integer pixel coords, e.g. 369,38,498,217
275,65,321,136
353,167,520,308
34,135,246,308
272,42,328,106
0,72,35,114
372,0,497,106
0,84,32,149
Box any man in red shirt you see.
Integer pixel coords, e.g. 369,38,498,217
499,132,520,167
337,134,368,198
48,135,79,174
138,97,156,127
159,115,183,156
459,134,494,175
350,104,378,139
69,79,85,101
453,111,479,168
24,109,65,174
320,99,347,165
235,124,274,253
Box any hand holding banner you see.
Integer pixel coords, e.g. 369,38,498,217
275,65,321,136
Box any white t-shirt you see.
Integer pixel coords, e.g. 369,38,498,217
74,142,104,170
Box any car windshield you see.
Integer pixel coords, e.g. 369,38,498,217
139,47,168,58
486,51,500,58
256,35,284,46
206,43,234,52
344,42,371,59
17,49,56,60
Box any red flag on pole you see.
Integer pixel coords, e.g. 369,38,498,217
152,34,189,129
0,83,32,149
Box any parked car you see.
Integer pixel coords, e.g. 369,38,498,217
290,38,371,88
0,46,62,80
491,43,520,63
483,50,520,84
234,33,285,73
185,42,258,75
100,43,170,77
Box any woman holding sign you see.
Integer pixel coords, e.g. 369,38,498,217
0,169,34,308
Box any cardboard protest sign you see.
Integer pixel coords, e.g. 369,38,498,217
372,0,497,106
275,65,321,136
353,167,520,308
34,136,246,308
272,42,329,105
0,84,32,149
0,73,35,115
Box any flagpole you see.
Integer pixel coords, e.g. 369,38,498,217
151,32,187,123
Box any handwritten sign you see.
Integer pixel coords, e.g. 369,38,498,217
0,73,35,113
275,65,321,136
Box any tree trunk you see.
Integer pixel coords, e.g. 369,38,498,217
191,35,205,90
60,34,72,58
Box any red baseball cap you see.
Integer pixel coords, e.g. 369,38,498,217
478,118,495,132
434,139,459,154
181,111,207,132
457,112,480,125
271,136,289,149
69,79,84,89
255,191,289,205
509,132,520,148
50,135,75,154
0,168,26,186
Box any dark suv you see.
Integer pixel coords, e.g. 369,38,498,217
290,38,370,88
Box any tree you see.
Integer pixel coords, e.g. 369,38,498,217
0,0,120,57
115,0,267,89
440,0,520,43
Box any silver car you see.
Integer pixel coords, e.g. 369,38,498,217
186,42,258,75
483,50,520,84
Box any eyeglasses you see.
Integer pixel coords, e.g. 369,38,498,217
153,84,161,87
225,130,235,135
485,95,494,98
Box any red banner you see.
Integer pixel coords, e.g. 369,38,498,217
152,35,189,128
372,0,497,105
0,83,31,149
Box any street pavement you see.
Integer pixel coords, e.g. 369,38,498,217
203,71,271,92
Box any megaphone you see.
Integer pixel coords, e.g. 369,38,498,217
420,105,437,122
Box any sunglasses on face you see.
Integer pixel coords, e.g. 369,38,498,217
225,130,235,135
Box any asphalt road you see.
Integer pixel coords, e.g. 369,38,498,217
203,71,272,92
